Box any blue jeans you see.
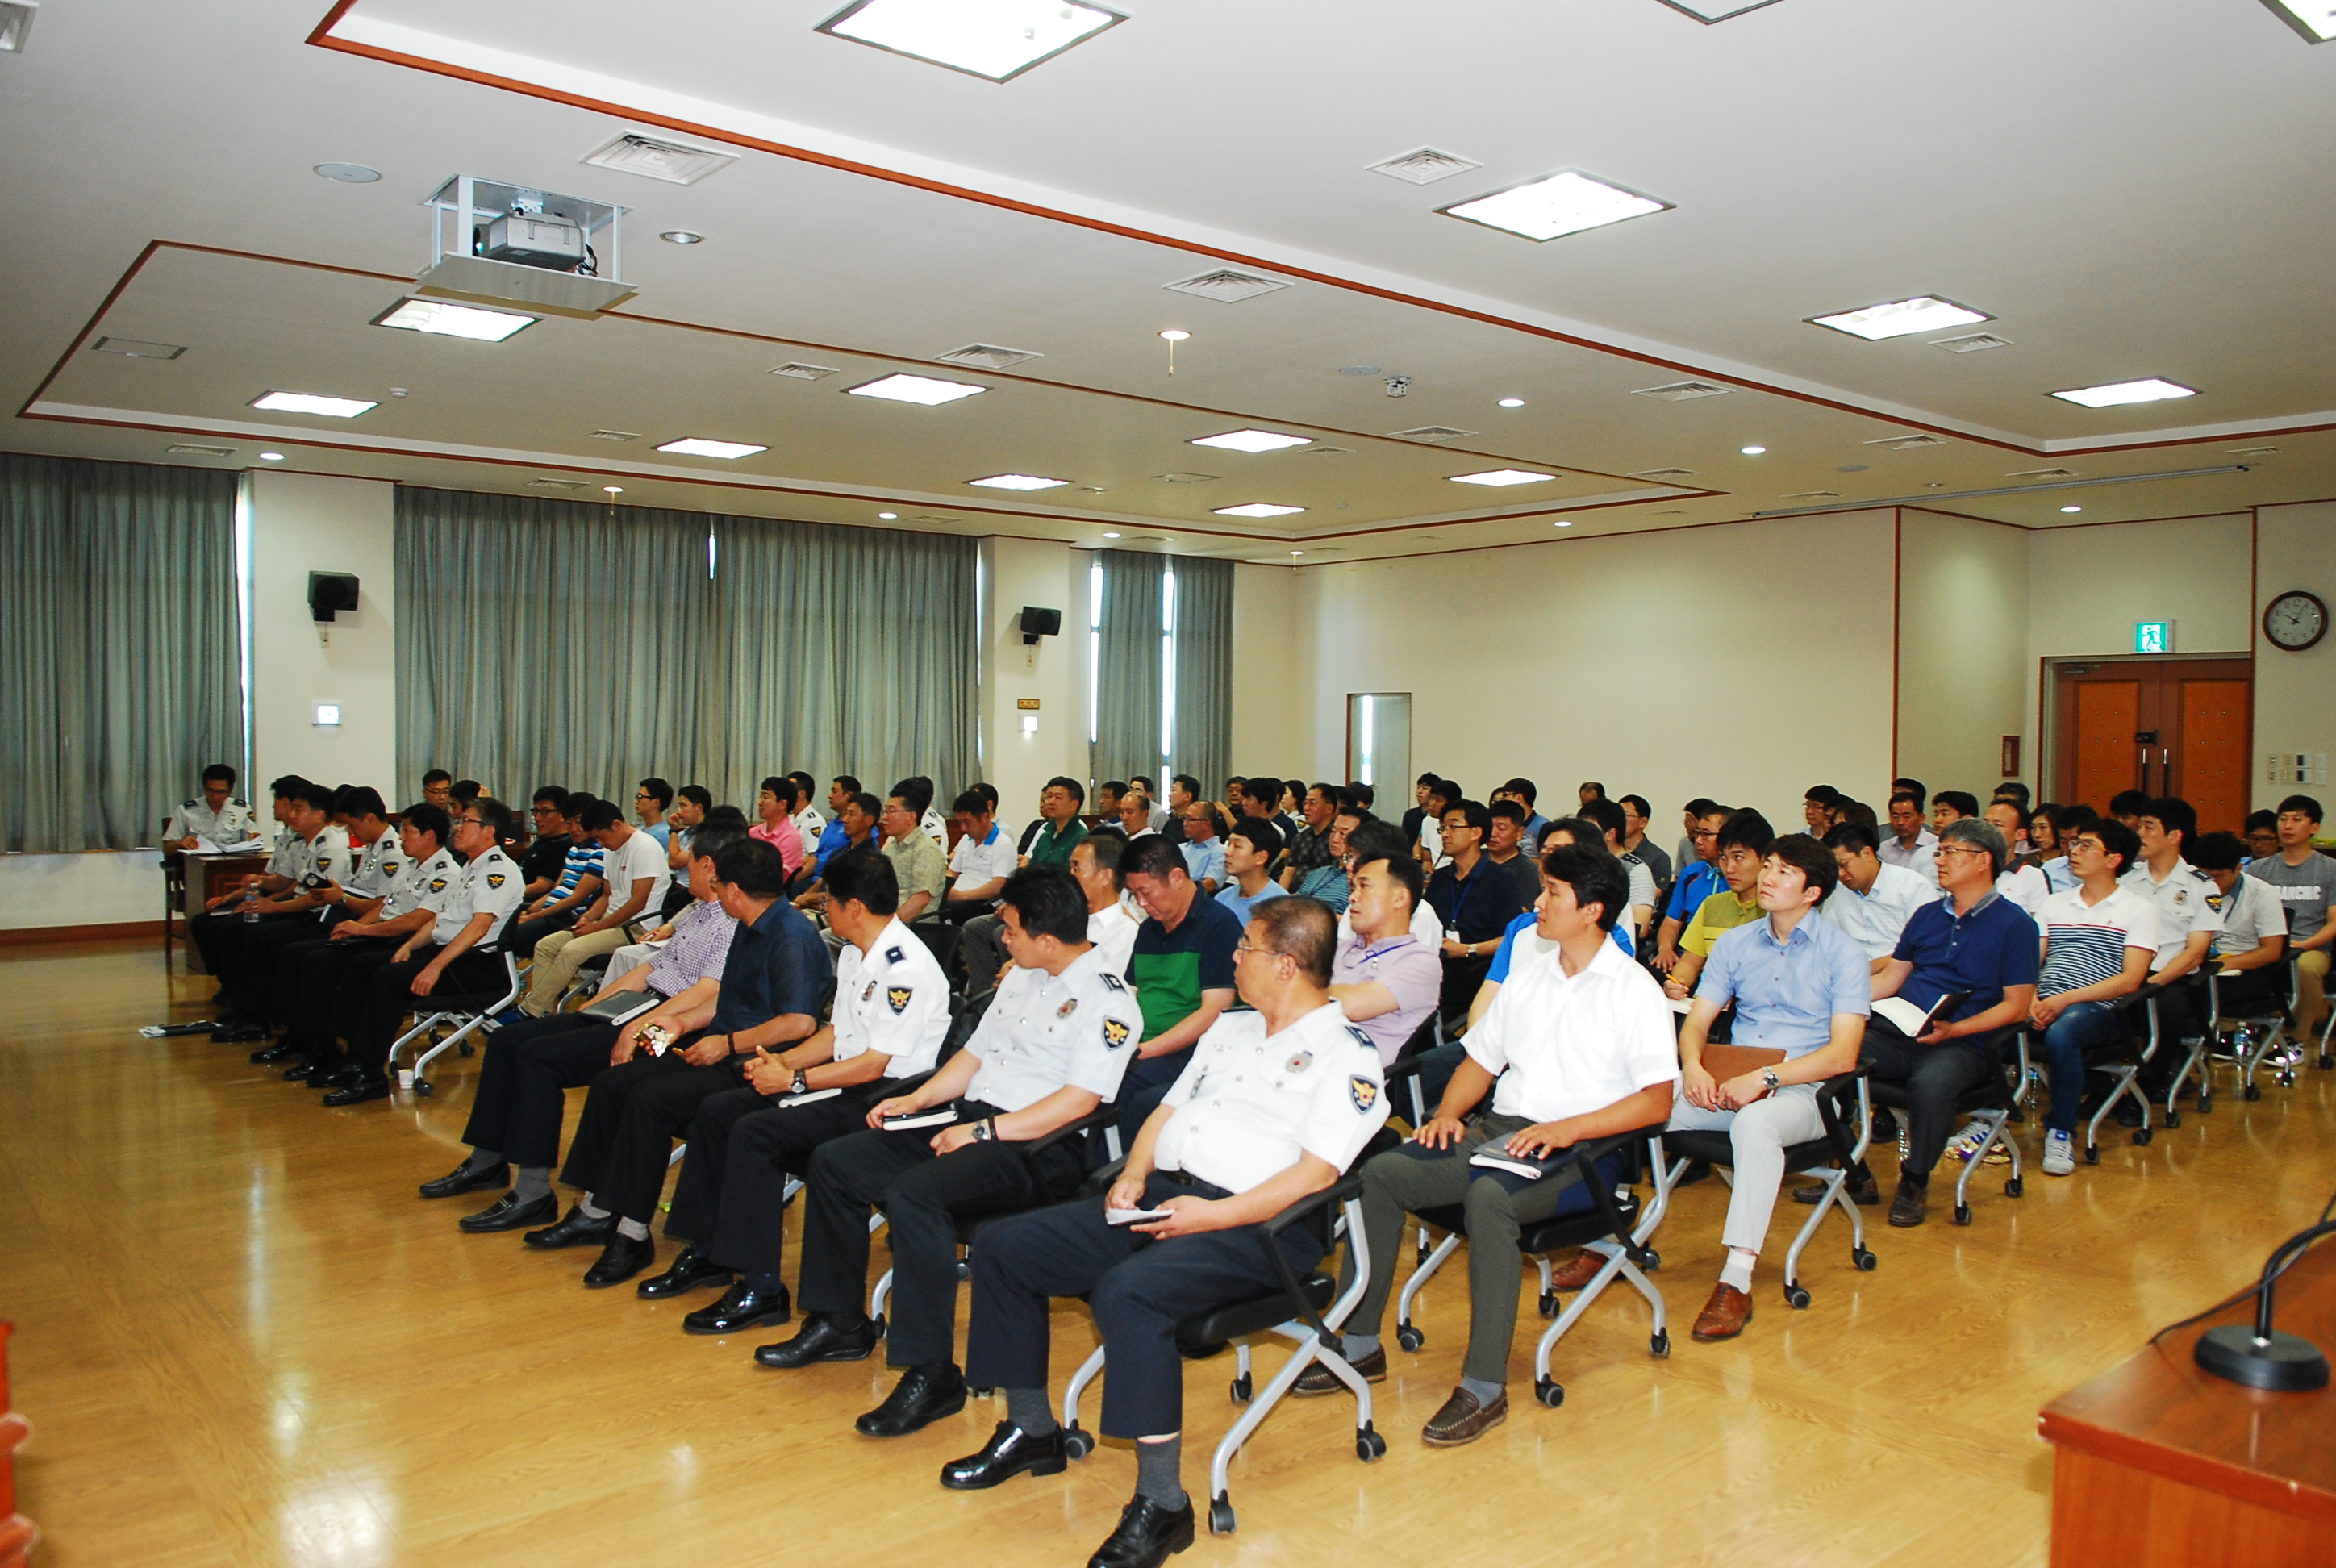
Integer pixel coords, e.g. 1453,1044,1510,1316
2041,1000,2125,1135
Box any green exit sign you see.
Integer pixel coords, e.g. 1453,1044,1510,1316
2135,620,2174,653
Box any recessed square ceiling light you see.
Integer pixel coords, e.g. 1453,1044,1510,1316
657,437,767,460
2050,377,2197,409
2260,0,2336,42
251,390,377,418
816,0,1126,81
1450,469,1558,487
1213,503,1305,518
969,473,1070,490
1438,170,1670,242
846,373,987,406
1808,295,1989,341
373,298,539,343
1191,429,1312,453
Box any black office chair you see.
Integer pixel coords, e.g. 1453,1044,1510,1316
1871,1038,2025,1225
907,919,962,978
387,906,529,1097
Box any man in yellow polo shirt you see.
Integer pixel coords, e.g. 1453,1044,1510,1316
1663,811,1777,1001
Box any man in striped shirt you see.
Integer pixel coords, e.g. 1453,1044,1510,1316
2029,819,2160,1177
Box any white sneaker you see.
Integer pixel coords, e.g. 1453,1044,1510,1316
1945,1124,1991,1163
2042,1130,2075,1176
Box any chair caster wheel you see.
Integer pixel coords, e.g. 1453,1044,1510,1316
2277,1071,2296,1089
1229,1374,1252,1404
1356,1426,1387,1462
1396,1325,1425,1353
458,1041,474,1057
1853,1247,1877,1272
1641,1248,1661,1271
2197,1095,2213,1114
2317,1054,2333,1071
2165,1111,2181,1128
969,1386,993,1398
1650,1329,1671,1357
1784,1283,1811,1310
956,1259,970,1281
413,1079,434,1096
1537,1292,1558,1319
1208,1498,1237,1536
870,1313,886,1338
2245,1084,2263,1101
1534,1377,1565,1408
1954,1203,1973,1225
2132,1127,2153,1145
2084,1145,2100,1165
1062,1425,1094,1460
2005,1177,2024,1198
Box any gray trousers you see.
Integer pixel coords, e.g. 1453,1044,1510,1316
1664,1082,1826,1255
960,912,1009,995
1350,1113,1587,1386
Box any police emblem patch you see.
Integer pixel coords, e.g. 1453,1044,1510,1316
1349,1076,1379,1113
1284,1050,1314,1074
486,873,506,888
1102,1018,1132,1050
1057,997,1079,1018
429,878,448,893
886,986,913,1015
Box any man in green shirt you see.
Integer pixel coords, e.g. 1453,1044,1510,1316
1021,776,1090,869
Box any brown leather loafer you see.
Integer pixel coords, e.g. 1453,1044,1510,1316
1888,1178,1928,1228
1689,1282,1754,1342
1549,1249,1607,1291
1421,1386,1508,1447
1292,1344,1386,1396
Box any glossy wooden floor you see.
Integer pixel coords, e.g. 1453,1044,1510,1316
6,940,2334,1567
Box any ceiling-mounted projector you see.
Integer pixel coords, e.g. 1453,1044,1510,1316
415,174,637,319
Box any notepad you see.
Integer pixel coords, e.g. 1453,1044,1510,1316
579,990,662,1026
882,1107,957,1131
1106,1207,1161,1226
777,1087,844,1108
1871,991,1967,1039
1467,1146,1568,1182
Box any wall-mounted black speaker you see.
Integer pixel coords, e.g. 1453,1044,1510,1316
1020,605,1062,645
309,571,361,623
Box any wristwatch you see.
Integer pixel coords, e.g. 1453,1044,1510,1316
1760,1068,1781,1092
790,1069,808,1095
972,1118,996,1142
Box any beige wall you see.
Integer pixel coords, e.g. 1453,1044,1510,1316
248,471,399,800
2252,501,2336,812
1896,509,2031,799
1230,563,1308,778
1299,511,1900,829
978,536,1082,827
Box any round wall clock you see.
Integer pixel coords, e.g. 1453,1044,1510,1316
2263,589,2328,652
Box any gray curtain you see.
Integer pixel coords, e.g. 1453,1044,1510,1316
0,452,242,852
395,487,713,804
1169,555,1233,793
1091,549,1168,788
707,515,978,809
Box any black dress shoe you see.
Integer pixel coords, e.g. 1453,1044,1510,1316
754,1315,880,1368
941,1421,1066,1490
420,1161,510,1200
213,1024,269,1044
282,1058,332,1082
523,1203,618,1250
583,1232,656,1289
459,1191,558,1232
639,1247,734,1300
320,1074,389,1107
682,1280,790,1333
856,1366,968,1437
1088,1495,1196,1568
311,1064,363,1091
250,1040,302,1065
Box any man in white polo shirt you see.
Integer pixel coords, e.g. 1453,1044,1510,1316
518,796,672,1016
942,786,1019,925
1879,790,1938,886
1822,821,1937,972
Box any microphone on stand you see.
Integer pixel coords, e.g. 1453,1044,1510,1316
2193,1220,2334,1392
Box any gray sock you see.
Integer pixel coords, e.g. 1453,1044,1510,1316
1135,1437,1186,1509
1340,1332,1382,1361
1461,1375,1504,1407
513,1166,551,1203
463,1148,503,1173
616,1216,650,1241
1004,1387,1057,1437
578,1196,610,1220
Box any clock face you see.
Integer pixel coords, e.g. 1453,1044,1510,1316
2264,590,2328,652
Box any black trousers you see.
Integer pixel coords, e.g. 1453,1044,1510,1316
1857,1025,1994,1182
965,1176,1323,1440
277,934,398,1053
460,1015,620,1166
1116,1049,1192,1145
666,1085,884,1270
557,1042,745,1224
509,908,579,959
796,1107,1086,1369
193,909,307,1011
354,949,506,1071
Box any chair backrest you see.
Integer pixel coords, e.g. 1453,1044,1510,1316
909,920,961,975
940,986,995,1067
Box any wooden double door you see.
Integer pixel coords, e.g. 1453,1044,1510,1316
2052,657,2251,833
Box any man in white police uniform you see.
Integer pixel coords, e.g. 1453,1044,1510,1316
231,786,403,1053
323,799,525,1106
950,896,1389,1568
198,779,344,1039
165,764,258,849
758,865,1143,1444
643,850,951,1328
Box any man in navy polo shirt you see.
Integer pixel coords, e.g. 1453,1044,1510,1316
1821,815,2038,1228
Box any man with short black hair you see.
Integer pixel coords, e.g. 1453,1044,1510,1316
1618,794,1669,884
2108,790,2151,829
2121,797,2221,1071
1279,782,1339,891
1328,848,1438,1065
520,786,574,898
2246,794,2336,1039
879,783,948,925
1655,803,1730,973
1216,816,1287,928
1492,778,1546,857
944,786,1018,923
1578,796,1658,936
1021,776,1089,869
1178,800,1227,895
1983,799,2052,920
1426,799,1530,1018
795,791,882,917
1293,807,1361,912
1931,791,1979,833
666,784,711,866
1129,774,1170,834
1117,836,1242,1141
2029,819,2157,1178
1664,811,1775,1000
1485,799,1541,906
1416,778,1459,871
166,763,257,850
422,770,454,811
1880,790,1938,885
634,778,674,850
519,797,671,1016
1070,833,1143,977
1821,821,1935,973
194,780,345,1038
2245,809,2280,865
1804,785,1841,835
2193,831,2288,1016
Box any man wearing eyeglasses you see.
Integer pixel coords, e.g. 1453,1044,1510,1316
1425,799,1529,1020
1115,836,1242,1143
1654,803,1731,974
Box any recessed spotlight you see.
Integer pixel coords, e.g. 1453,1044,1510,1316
258,452,286,461
970,473,1070,490
656,437,767,460
372,298,538,342
1438,169,1671,242
1289,550,1304,557
816,0,1127,82
1158,329,1189,342
1740,445,1767,456
1450,469,1557,487
2260,0,2336,42
252,390,377,418
1103,531,1120,538
878,510,899,519
1497,398,1525,408
1553,519,1572,528
1214,503,1305,518
2060,505,2084,513
1191,429,1312,453
604,486,624,494
312,162,382,184
659,230,705,245
2050,377,2196,409
1808,295,1989,341
846,373,987,406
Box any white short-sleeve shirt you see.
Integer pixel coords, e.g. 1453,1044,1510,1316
832,918,952,1078
1465,937,1679,1123
949,824,1019,887
2208,872,2287,961
1152,1003,1390,1193
1821,859,1937,960
962,945,1145,1114
430,846,525,949
601,828,673,920
2118,860,2224,973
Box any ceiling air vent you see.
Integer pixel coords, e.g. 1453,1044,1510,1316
1163,269,1291,304
1632,380,1732,402
93,336,186,360
528,477,590,490
1304,446,1356,457
1783,490,1842,503
2230,445,2281,459
1864,433,1948,451
934,343,1043,371
1630,466,1700,480
582,132,737,186
2008,468,2077,482
1390,425,1476,442
588,429,640,442
167,442,236,458
1932,332,2011,354
769,362,839,382
1366,147,1483,186
1153,472,1220,484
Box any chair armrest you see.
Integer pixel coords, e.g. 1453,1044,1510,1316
885,1068,938,1099
1254,1172,1369,1346
1262,1171,1366,1238
1812,1067,1871,1166
1558,1121,1666,1263
1024,1103,1117,1157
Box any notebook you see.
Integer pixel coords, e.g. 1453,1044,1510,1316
1871,991,1967,1040
579,990,662,1026
777,1086,844,1108
882,1106,958,1131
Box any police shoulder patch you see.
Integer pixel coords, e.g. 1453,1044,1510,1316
486,873,506,888
1345,1025,1375,1051
1349,1075,1379,1114
1099,973,1127,993
886,946,907,964
1102,1017,1132,1050
886,985,913,1015
428,878,449,892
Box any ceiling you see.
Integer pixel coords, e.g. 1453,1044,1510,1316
6,0,2334,563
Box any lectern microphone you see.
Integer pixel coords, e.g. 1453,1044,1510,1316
2193,1220,2334,1392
